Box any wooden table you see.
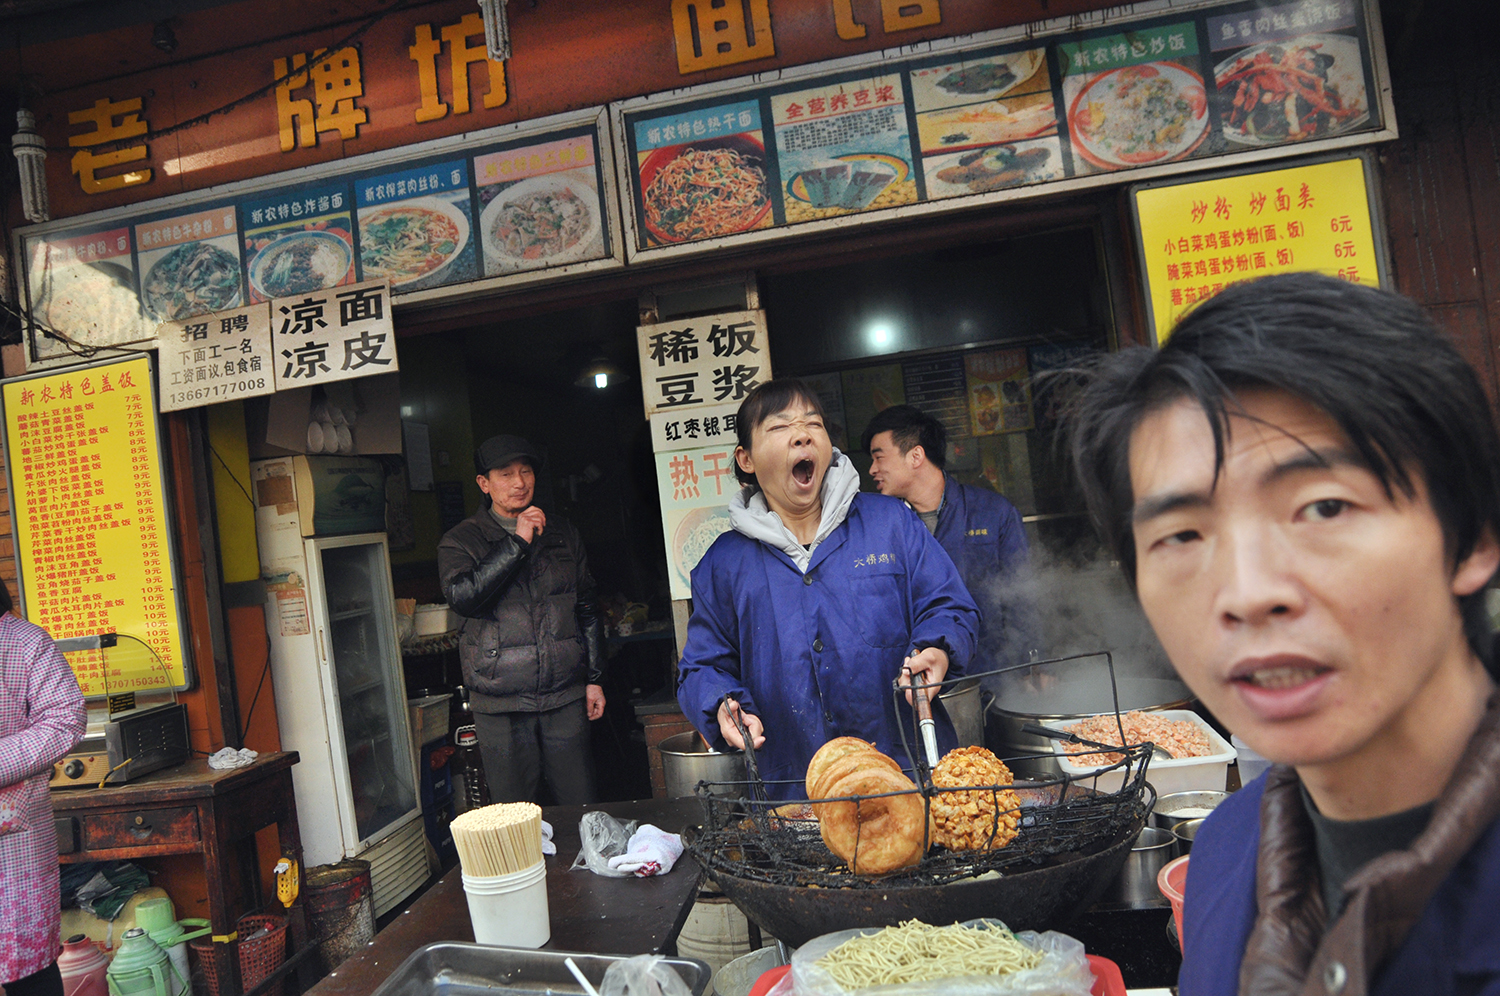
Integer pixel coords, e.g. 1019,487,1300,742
309,797,705,996
52,752,309,996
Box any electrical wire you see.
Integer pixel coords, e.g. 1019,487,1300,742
209,442,257,510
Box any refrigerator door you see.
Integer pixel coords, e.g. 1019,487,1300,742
306,534,419,852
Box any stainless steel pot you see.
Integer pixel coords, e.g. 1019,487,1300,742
658,731,748,798
938,677,987,748
1105,826,1178,904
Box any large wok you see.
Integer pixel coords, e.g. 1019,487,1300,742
696,824,1141,946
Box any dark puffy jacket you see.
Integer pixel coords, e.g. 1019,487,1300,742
437,506,605,714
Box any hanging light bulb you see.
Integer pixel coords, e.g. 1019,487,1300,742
12,109,49,223
477,0,511,62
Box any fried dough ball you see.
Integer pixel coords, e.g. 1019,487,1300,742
930,746,1023,852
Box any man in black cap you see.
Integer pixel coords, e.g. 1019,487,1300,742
438,434,606,804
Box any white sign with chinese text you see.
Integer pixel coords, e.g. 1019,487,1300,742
271,278,398,386
655,441,742,600
649,401,741,452
636,309,770,417
158,304,276,412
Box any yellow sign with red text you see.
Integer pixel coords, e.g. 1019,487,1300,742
1135,157,1380,342
1,356,187,696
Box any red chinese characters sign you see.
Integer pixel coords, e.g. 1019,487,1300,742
1,357,188,695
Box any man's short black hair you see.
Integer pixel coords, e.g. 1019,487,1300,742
1064,272,1500,670
733,378,826,487
860,404,947,470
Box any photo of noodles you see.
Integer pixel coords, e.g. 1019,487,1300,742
641,142,770,244
359,198,469,287
672,506,733,591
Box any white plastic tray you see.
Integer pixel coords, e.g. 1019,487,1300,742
1054,708,1235,796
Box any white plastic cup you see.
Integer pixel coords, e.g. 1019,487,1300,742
1232,734,1271,783
462,861,550,948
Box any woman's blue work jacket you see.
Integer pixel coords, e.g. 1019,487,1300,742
676,492,980,798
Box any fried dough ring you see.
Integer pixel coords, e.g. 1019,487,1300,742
816,765,926,875
930,746,1022,851
809,747,904,803
804,737,879,799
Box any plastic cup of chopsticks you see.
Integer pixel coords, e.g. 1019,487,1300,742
462,861,550,947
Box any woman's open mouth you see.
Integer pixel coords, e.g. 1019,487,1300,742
792,458,816,486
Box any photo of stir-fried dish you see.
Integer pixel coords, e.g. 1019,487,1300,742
142,242,242,321
1216,35,1368,145
641,144,770,243
491,185,593,261
359,200,468,286
1069,63,1208,168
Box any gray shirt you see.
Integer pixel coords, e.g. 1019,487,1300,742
1302,785,1434,919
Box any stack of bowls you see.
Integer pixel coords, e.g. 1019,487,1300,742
1151,790,1228,855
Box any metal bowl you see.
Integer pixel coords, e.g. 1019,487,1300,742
1151,791,1228,830
1105,826,1178,904
1171,818,1206,854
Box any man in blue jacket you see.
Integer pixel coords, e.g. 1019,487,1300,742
1064,273,1500,995
863,405,1037,667
677,379,980,796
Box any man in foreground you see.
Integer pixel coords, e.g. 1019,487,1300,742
439,434,606,804
1064,272,1500,993
676,379,979,795
863,404,1036,666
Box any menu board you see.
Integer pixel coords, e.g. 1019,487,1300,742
656,444,740,600
1133,156,1381,337
16,117,615,362
1,356,188,695
619,0,1385,254
636,310,770,416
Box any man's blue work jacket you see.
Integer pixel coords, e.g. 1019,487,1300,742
931,475,1034,666
676,492,980,798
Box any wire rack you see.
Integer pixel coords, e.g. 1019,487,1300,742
686,653,1162,888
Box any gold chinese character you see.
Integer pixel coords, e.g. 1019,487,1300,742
410,13,509,123
274,47,367,153
672,0,774,74
832,0,867,39
68,97,152,194
881,0,940,31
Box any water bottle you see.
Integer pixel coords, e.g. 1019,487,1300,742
105,929,178,996
57,935,110,996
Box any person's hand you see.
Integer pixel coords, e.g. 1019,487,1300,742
899,646,949,706
716,697,765,750
586,684,606,720
515,506,547,543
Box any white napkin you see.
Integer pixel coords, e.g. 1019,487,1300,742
541,819,557,856
207,747,259,769
606,824,683,877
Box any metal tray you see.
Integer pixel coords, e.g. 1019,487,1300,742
368,942,713,996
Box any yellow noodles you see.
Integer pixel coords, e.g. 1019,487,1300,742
451,802,543,877
816,920,1043,989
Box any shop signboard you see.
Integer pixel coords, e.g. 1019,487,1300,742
1131,154,1383,339
14,112,618,369
636,309,770,417
614,0,1389,260
270,278,399,388
0,355,190,696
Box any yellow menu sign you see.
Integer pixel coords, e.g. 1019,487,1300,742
1134,157,1380,342
2,356,188,696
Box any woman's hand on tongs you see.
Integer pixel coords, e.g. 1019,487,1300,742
717,697,766,750
899,646,950,706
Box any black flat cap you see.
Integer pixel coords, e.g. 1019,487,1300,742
475,434,542,474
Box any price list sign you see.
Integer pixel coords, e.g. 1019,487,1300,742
2,356,188,695
1133,156,1381,339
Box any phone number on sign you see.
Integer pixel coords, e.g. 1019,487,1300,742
169,379,266,404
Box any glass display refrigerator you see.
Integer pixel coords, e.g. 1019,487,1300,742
251,455,427,917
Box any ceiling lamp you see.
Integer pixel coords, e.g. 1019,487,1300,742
477,0,511,62
12,109,49,223
576,357,627,390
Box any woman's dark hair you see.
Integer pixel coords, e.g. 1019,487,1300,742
1064,271,1500,670
860,404,947,468
733,378,826,486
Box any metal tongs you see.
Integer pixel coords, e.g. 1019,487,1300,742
727,694,770,806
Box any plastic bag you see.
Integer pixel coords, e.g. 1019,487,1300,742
569,811,638,877
789,920,1095,996
599,955,695,996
